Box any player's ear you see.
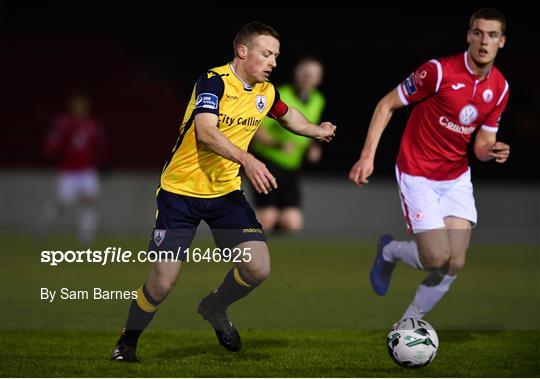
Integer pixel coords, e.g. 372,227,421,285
498,35,506,49
466,30,472,44
237,44,248,59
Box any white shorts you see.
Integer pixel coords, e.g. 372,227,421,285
395,166,477,233
57,170,100,204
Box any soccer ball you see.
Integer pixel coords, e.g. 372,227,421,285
386,318,439,368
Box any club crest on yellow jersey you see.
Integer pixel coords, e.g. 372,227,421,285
256,95,266,112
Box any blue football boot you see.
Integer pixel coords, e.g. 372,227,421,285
370,234,396,296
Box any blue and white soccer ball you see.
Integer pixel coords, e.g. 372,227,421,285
386,318,439,368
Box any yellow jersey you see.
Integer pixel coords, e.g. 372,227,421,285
160,63,286,198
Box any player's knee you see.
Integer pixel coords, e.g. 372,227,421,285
421,250,450,271
279,210,303,231
448,256,466,275
257,208,279,230
259,218,276,231
242,266,270,286
252,268,270,285
148,279,176,301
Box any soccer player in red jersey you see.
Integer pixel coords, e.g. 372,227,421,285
349,8,510,320
41,94,108,244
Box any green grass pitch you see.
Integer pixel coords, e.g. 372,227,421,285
0,233,538,377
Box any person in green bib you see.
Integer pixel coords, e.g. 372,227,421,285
250,57,326,231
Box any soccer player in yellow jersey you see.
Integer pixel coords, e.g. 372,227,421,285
112,21,336,362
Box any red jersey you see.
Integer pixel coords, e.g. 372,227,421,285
44,114,107,171
396,51,509,180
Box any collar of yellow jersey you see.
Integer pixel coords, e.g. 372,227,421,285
229,63,253,92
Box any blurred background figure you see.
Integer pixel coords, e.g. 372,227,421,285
250,57,326,232
39,93,108,245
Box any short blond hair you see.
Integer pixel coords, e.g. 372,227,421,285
233,21,280,56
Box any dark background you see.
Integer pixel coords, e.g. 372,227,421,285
1,2,538,180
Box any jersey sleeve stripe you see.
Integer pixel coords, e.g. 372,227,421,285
429,59,443,92
496,80,509,106
396,84,409,106
481,125,499,133
161,113,195,173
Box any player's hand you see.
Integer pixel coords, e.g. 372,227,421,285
242,153,277,194
349,157,373,186
315,122,336,142
488,142,510,163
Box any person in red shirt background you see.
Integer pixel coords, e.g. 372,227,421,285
41,93,108,245
349,8,511,322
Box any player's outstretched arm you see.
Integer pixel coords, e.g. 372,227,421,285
277,108,336,142
195,113,277,194
474,128,510,163
349,88,404,186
